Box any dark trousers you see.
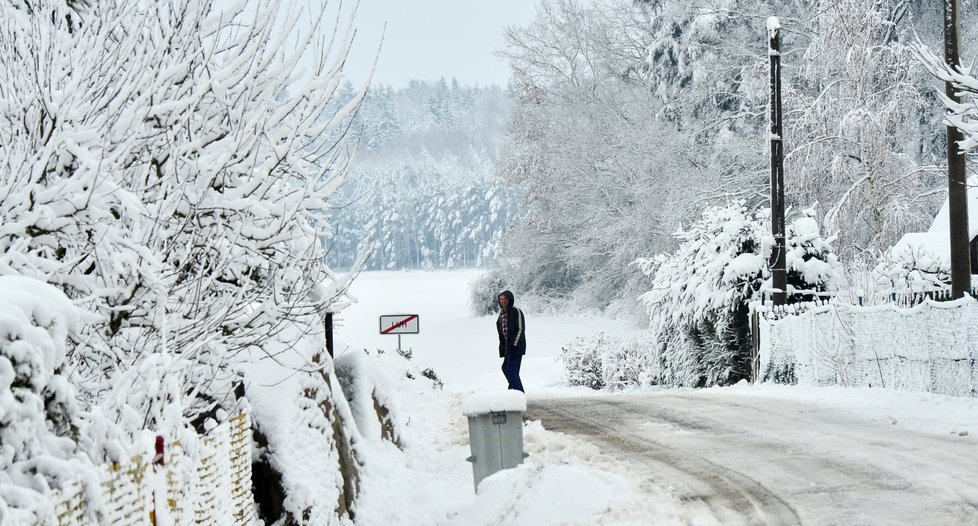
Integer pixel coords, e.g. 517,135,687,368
502,354,524,392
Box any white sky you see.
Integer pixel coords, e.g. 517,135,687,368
341,0,539,88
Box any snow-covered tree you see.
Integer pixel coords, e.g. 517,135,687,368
0,2,371,519
495,0,786,311
636,202,768,387
916,13,978,154
1,0,363,414
636,202,841,387
324,81,517,271
495,0,971,311
787,0,946,262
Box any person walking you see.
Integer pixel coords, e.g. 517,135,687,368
496,290,526,392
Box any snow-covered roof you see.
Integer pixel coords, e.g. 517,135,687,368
889,231,950,268
928,175,978,239
886,175,978,267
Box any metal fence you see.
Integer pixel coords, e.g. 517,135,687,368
753,286,978,322
757,298,978,397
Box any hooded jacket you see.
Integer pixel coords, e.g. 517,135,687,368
496,290,527,358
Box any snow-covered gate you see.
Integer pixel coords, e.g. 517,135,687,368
758,297,978,397
36,410,256,526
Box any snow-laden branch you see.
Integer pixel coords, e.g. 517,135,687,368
0,0,369,444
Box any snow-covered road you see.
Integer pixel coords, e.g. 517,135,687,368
527,393,978,526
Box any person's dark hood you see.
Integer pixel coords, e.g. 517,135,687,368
499,290,515,309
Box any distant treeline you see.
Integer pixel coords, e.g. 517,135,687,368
322,80,519,270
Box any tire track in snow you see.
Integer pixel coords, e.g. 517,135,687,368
527,394,978,525
527,398,800,526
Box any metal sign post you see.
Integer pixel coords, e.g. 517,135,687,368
379,314,420,354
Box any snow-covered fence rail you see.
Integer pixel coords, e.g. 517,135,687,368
756,286,978,316
759,298,978,397
32,410,255,526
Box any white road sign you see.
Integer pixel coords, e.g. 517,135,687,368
379,314,420,335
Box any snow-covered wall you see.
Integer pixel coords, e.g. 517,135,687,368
760,298,978,397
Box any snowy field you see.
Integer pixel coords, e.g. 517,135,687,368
335,270,978,525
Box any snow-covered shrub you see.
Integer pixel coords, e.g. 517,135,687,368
419,368,444,390
561,336,606,390
560,333,655,391
873,238,950,294
785,207,842,301
0,276,99,523
0,0,364,423
637,202,767,387
598,335,657,391
469,270,508,315
637,202,841,387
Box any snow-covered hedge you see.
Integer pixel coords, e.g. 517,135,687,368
761,298,978,397
0,276,99,523
560,333,656,391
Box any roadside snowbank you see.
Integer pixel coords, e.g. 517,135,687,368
351,368,690,525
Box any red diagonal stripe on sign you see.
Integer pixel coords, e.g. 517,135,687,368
382,315,418,334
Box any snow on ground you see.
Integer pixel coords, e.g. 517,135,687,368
711,382,978,438
338,270,978,525
339,270,642,391
338,270,686,525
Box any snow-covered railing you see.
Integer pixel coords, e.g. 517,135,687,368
755,298,832,321
755,286,978,321
26,410,255,526
759,297,978,397
868,287,978,309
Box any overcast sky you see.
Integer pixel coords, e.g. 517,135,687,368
341,1,538,88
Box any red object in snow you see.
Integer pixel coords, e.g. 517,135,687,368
154,435,165,466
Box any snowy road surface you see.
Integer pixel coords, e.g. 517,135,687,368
527,392,978,526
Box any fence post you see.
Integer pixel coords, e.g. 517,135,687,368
325,312,334,358
154,436,165,466
750,310,761,382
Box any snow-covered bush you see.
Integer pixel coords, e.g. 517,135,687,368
561,337,606,390
1,1,369,521
636,202,767,387
637,202,841,387
874,240,950,294
560,333,655,391
0,276,99,523
470,270,508,315
785,208,842,301
0,0,363,438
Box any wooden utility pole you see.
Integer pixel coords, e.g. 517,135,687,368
325,312,335,357
768,17,788,306
944,0,972,298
